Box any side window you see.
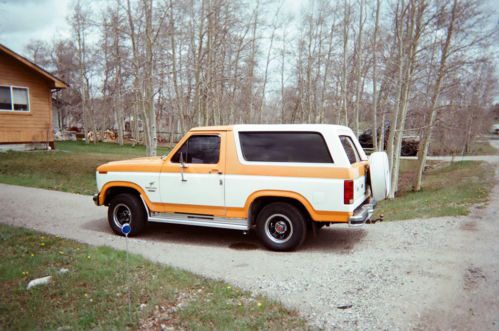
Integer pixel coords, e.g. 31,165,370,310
340,136,360,164
171,135,220,164
239,132,333,163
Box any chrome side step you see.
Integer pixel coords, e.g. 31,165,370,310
148,212,249,231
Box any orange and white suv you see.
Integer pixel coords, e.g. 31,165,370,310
94,125,390,251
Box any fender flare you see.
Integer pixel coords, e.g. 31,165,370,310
99,181,153,211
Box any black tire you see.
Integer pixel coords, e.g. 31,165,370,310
256,202,307,251
107,193,147,236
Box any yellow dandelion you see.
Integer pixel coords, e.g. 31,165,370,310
87,255,91,259
30,253,34,257
257,302,262,307
40,242,45,247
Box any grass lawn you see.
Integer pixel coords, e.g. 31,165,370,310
56,140,171,156
0,141,171,195
0,141,495,220
374,160,495,221
465,140,499,156
0,224,305,330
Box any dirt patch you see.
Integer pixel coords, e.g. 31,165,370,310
460,221,478,232
464,266,486,290
139,291,198,331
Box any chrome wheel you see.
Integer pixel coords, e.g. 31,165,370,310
264,214,293,244
112,203,132,229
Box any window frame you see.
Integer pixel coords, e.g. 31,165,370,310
339,135,361,164
0,85,31,113
236,130,334,165
170,134,221,165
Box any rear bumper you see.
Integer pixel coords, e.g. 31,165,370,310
348,199,376,227
93,193,100,206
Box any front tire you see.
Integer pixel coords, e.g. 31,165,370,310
107,193,147,236
256,202,307,251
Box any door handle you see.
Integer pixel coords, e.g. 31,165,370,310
209,169,223,175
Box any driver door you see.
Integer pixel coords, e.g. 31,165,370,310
159,132,226,217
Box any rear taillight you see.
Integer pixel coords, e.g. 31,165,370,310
344,180,354,205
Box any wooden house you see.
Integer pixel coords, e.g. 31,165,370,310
0,44,68,150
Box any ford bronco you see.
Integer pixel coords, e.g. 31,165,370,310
94,125,390,251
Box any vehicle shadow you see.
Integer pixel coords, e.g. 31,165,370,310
82,218,367,253
302,226,367,253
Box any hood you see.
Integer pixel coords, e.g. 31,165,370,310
97,156,163,173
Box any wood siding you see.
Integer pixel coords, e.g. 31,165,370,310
0,51,53,144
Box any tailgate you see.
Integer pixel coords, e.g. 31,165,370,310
352,162,370,209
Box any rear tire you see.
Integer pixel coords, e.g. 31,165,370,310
107,193,147,236
256,202,307,251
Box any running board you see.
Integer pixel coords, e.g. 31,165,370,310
148,212,249,231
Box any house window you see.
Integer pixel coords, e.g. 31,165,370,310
0,87,11,110
0,86,30,112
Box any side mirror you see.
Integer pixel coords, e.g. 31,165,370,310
179,152,188,168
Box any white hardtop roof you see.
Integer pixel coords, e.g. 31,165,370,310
233,124,350,131
191,124,355,134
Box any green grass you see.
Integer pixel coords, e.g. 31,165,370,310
465,141,499,156
0,142,495,221
0,224,305,330
56,141,171,156
0,141,171,195
374,160,495,221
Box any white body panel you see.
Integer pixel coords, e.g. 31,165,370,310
159,172,225,207
225,175,348,212
97,171,161,202
230,124,368,213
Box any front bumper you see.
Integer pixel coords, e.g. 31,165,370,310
93,193,100,206
348,199,376,227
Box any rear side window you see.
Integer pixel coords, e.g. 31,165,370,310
171,135,220,164
239,132,333,163
340,136,360,164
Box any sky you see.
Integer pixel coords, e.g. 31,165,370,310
0,0,497,96
2,0,301,55
0,0,71,54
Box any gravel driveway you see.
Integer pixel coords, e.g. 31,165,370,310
1,149,498,329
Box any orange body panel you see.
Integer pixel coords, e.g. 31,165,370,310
97,157,163,173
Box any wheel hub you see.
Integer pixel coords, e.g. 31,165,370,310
264,214,293,244
274,221,287,234
113,203,132,229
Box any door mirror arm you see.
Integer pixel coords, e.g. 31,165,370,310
179,152,188,182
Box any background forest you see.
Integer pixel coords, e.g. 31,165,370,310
23,0,498,196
